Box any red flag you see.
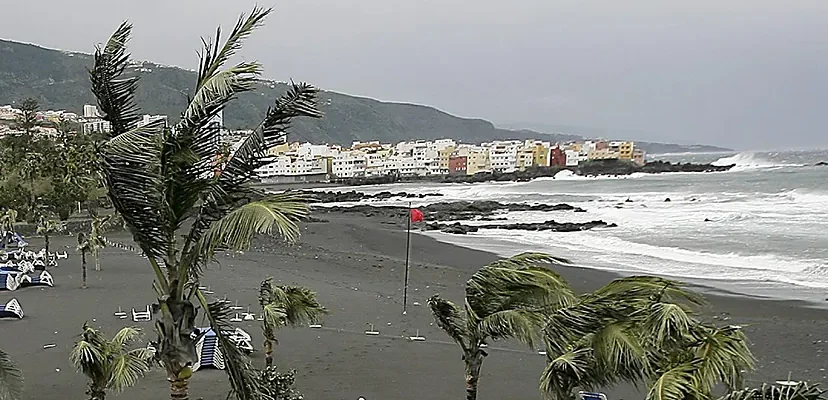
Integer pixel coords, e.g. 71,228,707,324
410,208,424,223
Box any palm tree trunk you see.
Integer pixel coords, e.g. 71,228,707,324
158,297,198,400
88,386,106,400
44,233,50,257
464,352,484,400
81,252,87,289
264,338,273,367
169,376,190,400
94,254,101,271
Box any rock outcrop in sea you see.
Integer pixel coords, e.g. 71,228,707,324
425,220,615,235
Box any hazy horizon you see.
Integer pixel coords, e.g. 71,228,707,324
1,0,827,149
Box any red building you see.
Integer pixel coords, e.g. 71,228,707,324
549,147,566,166
448,156,468,175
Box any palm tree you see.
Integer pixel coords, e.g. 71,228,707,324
70,323,153,400
89,8,319,399
88,216,111,271
0,349,23,400
428,253,576,400
537,275,754,400
36,217,63,258
259,277,327,367
77,232,91,289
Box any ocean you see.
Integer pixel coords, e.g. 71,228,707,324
322,149,828,303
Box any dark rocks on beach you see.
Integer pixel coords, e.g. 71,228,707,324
314,200,586,223
425,219,615,234
665,198,671,202
302,190,444,203
816,161,828,166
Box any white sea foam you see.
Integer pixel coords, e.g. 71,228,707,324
713,152,806,170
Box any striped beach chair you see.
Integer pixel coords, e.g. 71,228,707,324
193,328,225,371
22,271,53,287
579,391,608,400
0,298,24,319
0,271,23,291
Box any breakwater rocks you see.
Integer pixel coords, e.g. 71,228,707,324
302,190,444,203
314,200,586,222
331,160,734,186
426,220,615,234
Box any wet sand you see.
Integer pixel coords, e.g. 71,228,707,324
3,212,828,400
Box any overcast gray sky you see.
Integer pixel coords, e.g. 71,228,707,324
2,0,827,149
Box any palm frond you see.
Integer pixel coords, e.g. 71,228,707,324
89,21,141,135
197,291,264,400
539,347,591,398
111,327,142,349
192,194,308,266
70,340,105,374
427,295,469,349
260,283,327,334
485,252,570,270
465,265,576,320
641,301,695,346
693,325,755,393
590,322,649,383
647,361,703,400
106,351,150,392
261,82,322,148
100,120,167,260
479,308,543,347
0,349,23,400
593,276,706,307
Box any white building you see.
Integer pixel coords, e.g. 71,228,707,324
485,140,521,172
565,150,587,166
83,105,100,118
297,143,336,158
332,151,367,178
256,155,328,178
82,119,111,134
137,114,168,128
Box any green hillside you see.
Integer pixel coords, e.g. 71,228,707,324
0,38,728,153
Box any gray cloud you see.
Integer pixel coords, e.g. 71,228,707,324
2,0,827,149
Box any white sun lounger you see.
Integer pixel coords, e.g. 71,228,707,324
132,305,151,322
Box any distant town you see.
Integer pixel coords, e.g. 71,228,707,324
0,103,646,183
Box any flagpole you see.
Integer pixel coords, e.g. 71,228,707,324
403,201,412,315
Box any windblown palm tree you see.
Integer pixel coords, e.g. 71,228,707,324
36,217,63,259
428,253,575,400
259,277,327,367
77,232,91,289
537,275,754,400
0,209,17,240
0,349,23,400
88,216,111,271
70,323,153,400
89,7,318,400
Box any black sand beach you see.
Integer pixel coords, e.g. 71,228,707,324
3,211,828,400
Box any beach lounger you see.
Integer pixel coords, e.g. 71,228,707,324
23,271,53,287
579,391,608,400
223,327,254,354
193,328,226,371
0,298,24,319
0,271,22,291
132,305,151,322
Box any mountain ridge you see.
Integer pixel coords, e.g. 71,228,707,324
0,38,731,153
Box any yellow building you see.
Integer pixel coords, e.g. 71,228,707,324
465,148,490,175
266,143,290,156
588,149,620,160
516,147,535,171
532,144,550,167
618,142,634,160
438,146,456,173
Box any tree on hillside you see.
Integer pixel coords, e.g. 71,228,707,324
13,98,39,135
259,277,327,368
89,7,319,399
537,276,754,400
0,349,23,400
0,210,17,237
70,323,153,400
77,232,91,289
428,253,575,400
